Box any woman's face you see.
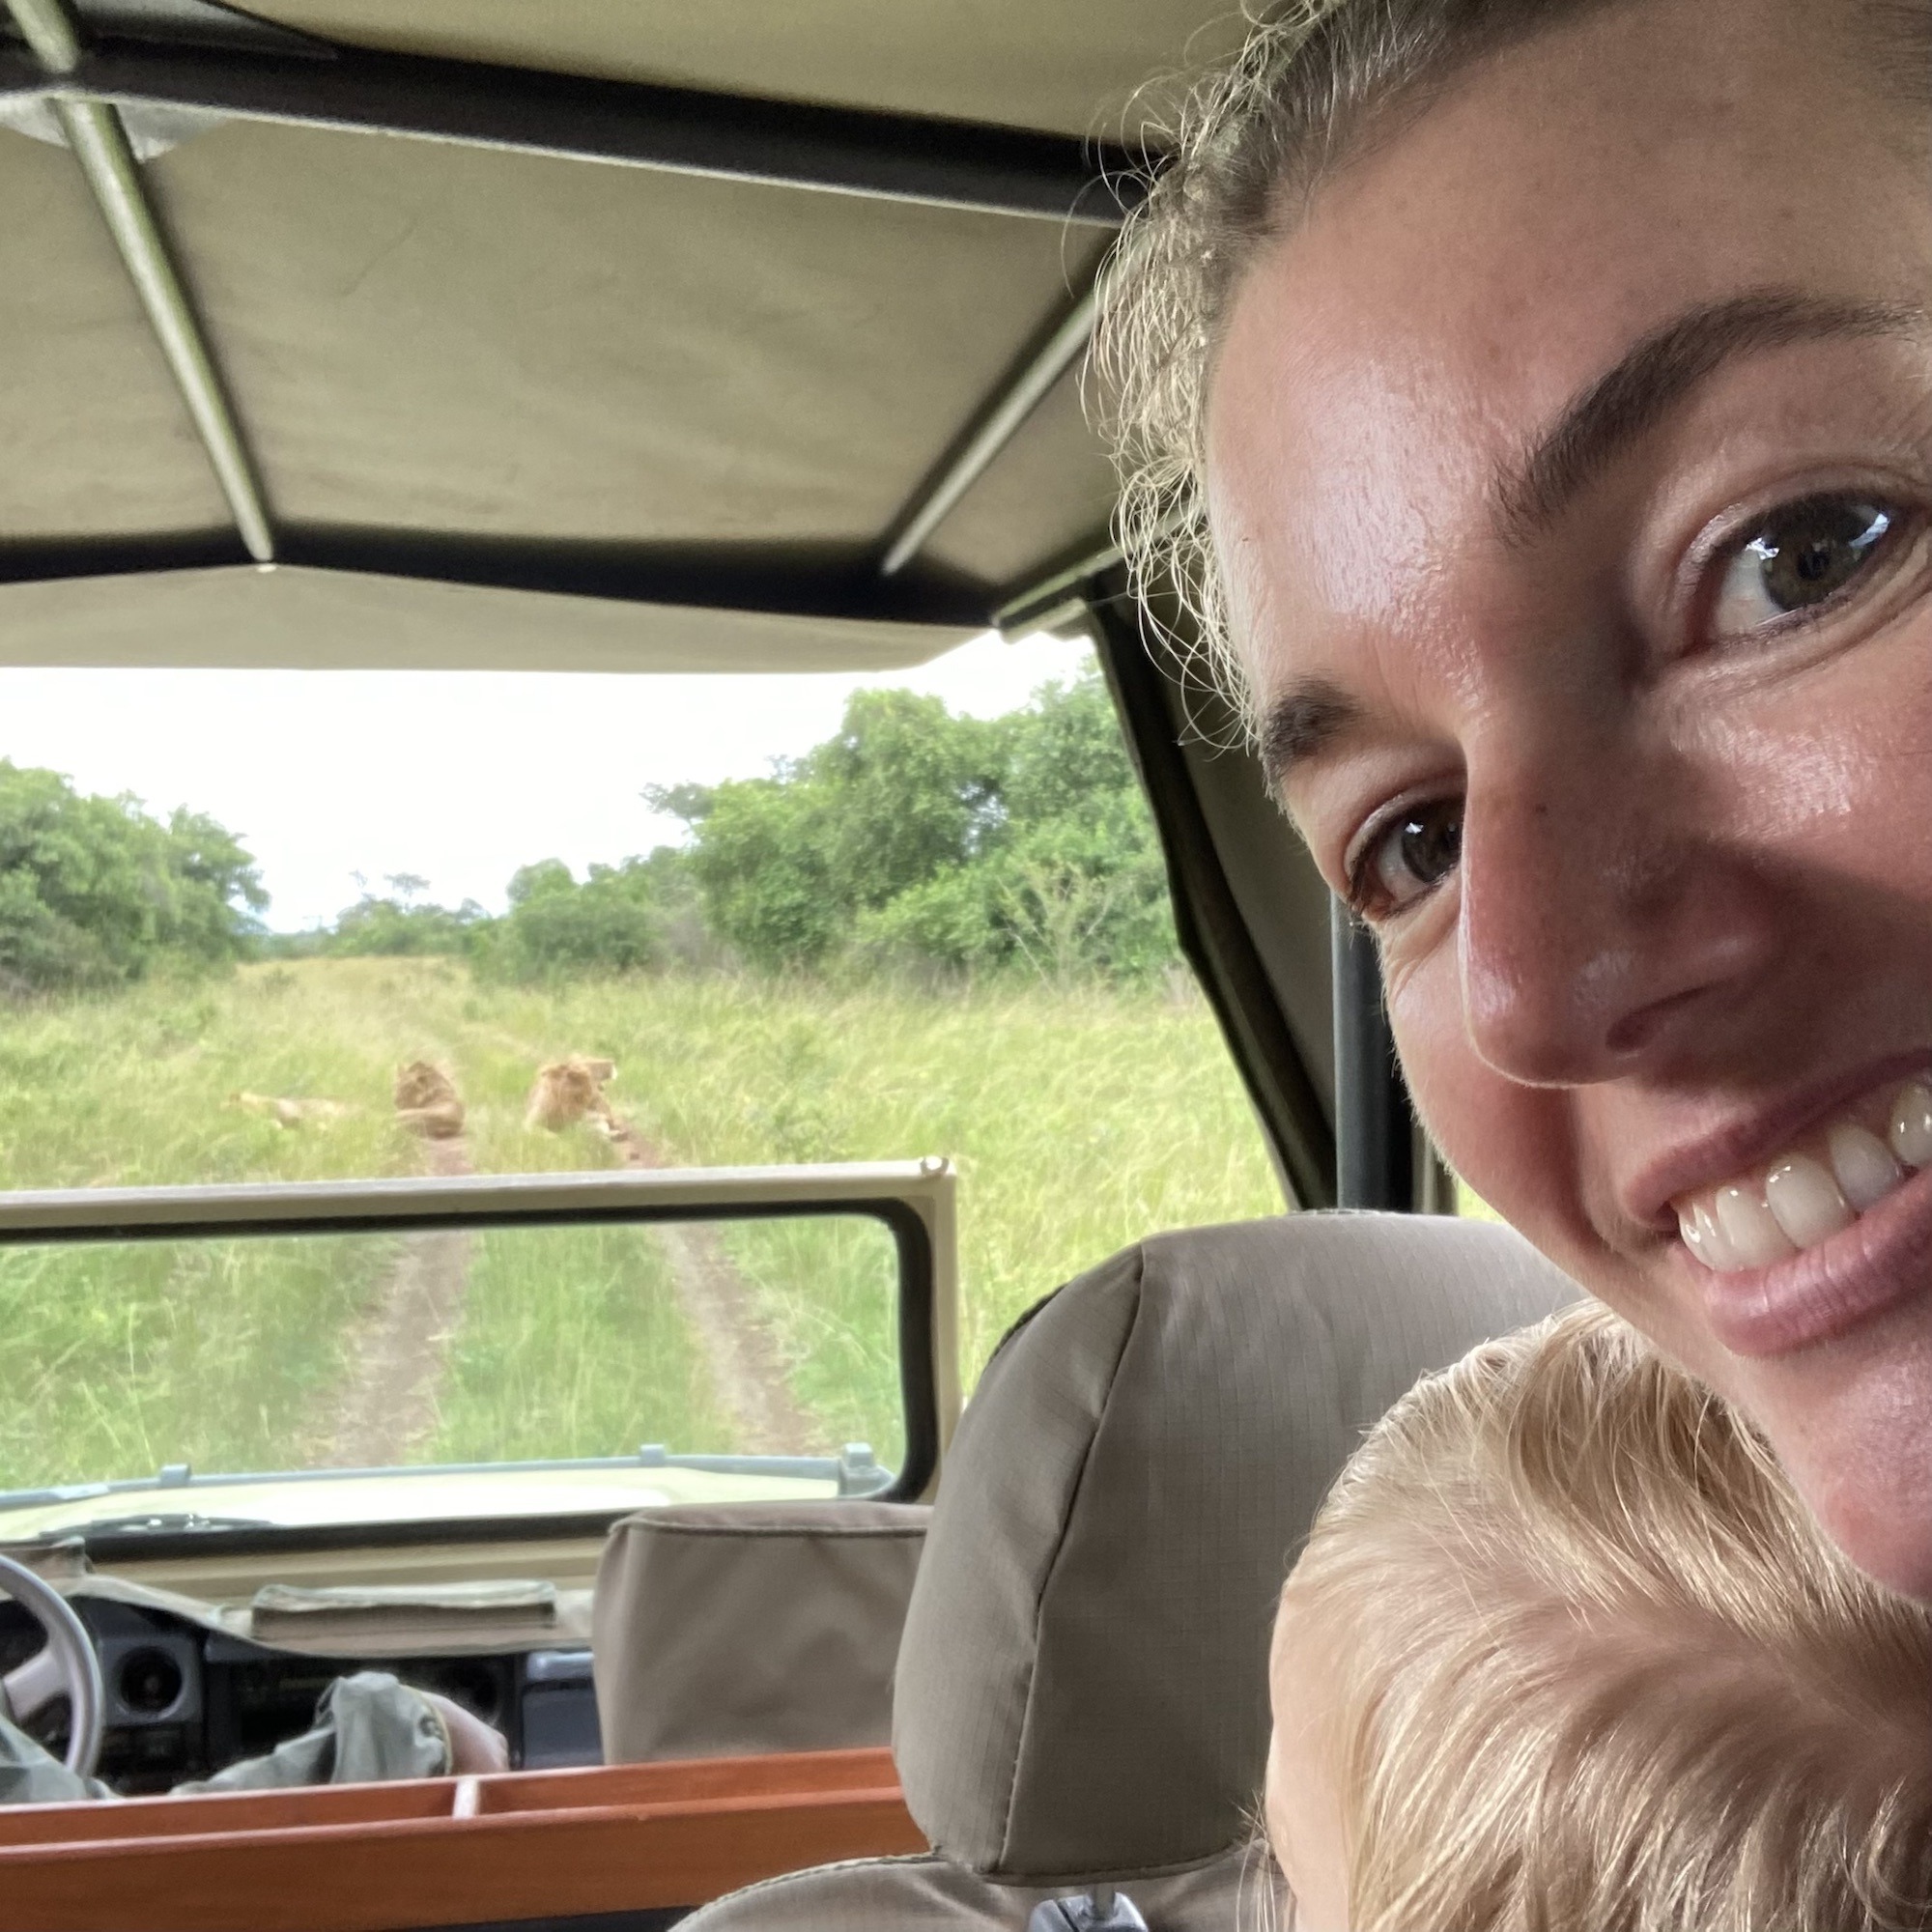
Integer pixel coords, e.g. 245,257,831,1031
1208,0,1932,1595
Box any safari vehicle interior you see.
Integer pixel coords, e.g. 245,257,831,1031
0,3,1518,1928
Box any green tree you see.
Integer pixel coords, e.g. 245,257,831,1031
484,858,663,982
506,859,576,907
162,810,270,963
810,690,1003,909
984,676,1177,980
325,892,486,957
683,777,843,970
668,669,1179,982
0,763,266,993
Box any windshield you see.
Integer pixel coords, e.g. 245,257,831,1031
0,635,1283,1530
0,1208,911,1538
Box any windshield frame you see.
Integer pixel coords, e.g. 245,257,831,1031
0,1160,954,1554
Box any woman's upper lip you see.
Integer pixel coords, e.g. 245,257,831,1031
1620,1050,1932,1231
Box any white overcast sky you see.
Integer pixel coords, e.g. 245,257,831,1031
0,631,1096,931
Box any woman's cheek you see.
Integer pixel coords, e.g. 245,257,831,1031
1387,946,1579,1237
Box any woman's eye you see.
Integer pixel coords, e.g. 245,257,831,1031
1353,798,1463,916
1709,495,1893,637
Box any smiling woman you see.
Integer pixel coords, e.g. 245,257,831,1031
1099,0,1932,1605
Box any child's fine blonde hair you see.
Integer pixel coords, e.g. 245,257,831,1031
1276,1302,1932,1931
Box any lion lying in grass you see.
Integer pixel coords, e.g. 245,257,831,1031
230,1093,355,1129
525,1056,617,1133
392,1061,465,1139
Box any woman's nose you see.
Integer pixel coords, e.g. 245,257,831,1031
1456,753,1778,1088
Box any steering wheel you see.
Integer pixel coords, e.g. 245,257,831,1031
0,1554,104,1778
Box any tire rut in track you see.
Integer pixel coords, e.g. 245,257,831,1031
604,1119,815,1457
306,1133,474,1469
305,1009,816,1463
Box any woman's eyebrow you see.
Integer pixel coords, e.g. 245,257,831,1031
1491,288,1923,547
1261,676,1363,795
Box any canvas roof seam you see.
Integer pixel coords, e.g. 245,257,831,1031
6,0,275,563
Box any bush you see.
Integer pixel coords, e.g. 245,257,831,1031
680,780,842,971
0,763,265,993
665,670,1179,983
324,893,488,958
474,850,704,983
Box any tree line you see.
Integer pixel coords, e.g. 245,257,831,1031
0,672,1182,996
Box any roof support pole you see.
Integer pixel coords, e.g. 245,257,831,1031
6,0,275,563
1330,895,1416,1210
879,284,1097,578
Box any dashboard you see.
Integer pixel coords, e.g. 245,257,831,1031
0,1595,602,1793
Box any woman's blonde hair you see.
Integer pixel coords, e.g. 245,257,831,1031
1276,1303,1932,1930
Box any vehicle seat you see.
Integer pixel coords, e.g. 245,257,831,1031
593,1501,929,1762
681,1210,1581,1932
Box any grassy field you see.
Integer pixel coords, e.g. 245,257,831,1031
0,958,1285,1492
435,1222,730,1464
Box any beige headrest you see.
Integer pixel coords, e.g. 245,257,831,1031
593,1501,929,1762
894,1212,1581,1882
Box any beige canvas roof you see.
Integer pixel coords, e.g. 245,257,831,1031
0,0,1236,671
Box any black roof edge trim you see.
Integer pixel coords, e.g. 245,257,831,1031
0,529,248,581
0,529,996,629
0,31,1150,224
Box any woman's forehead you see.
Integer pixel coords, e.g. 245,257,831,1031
1202,0,1932,678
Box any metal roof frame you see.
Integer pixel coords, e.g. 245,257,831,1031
0,0,1137,631
0,3,1343,1205
0,29,1145,225
0,0,1362,1210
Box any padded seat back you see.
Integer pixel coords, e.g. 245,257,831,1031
594,1501,929,1762
895,1211,1580,1882
683,1211,1581,1929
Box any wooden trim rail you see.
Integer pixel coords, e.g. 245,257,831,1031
0,1746,923,1932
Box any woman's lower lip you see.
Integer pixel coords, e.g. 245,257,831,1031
1686,1158,1932,1356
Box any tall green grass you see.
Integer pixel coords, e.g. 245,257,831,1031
0,963,440,1492
481,972,1286,1369
718,1216,905,1464
0,1235,395,1490
0,963,417,1190
0,959,1285,1491
432,1222,729,1463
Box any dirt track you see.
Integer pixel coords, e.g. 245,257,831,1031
303,1089,814,1465
305,1134,473,1469
601,1116,816,1456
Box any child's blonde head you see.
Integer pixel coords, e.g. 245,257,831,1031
1272,1304,1932,1931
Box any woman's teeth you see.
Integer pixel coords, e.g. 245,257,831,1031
1677,1080,1932,1271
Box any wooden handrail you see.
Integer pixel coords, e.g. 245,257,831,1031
0,1746,924,1932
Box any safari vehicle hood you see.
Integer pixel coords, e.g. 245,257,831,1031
0,1447,867,1547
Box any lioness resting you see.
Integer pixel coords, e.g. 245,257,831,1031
231,1093,354,1129
525,1056,617,1132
